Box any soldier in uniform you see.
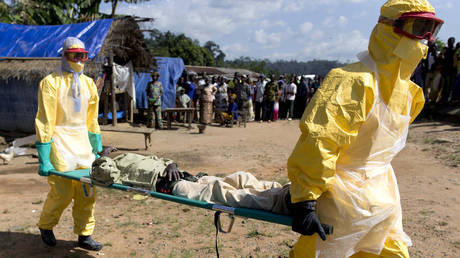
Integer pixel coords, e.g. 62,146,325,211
146,71,163,129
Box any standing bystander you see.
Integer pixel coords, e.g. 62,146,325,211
146,71,163,129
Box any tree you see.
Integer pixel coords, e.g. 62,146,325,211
435,38,445,50
146,29,347,75
204,41,225,66
4,0,103,25
145,30,217,66
0,0,13,23
104,0,150,18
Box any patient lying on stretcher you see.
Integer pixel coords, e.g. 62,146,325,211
91,149,291,215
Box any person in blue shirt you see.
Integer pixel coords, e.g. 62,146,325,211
185,73,197,122
221,94,238,126
185,74,196,100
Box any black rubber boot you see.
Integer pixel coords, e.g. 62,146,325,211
39,228,56,247
78,235,102,251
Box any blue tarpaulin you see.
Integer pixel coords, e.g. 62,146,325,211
135,57,185,109
0,19,113,58
134,72,151,109
98,111,125,120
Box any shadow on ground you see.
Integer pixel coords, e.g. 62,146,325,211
0,231,94,257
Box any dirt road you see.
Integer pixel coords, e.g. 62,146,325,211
0,120,459,257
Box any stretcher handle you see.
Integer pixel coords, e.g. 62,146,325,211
213,211,235,258
214,211,235,234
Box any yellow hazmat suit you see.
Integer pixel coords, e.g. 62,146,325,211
36,39,100,236
288,0,437,257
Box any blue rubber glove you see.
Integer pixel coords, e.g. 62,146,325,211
35,141,55,176
88,132,103,159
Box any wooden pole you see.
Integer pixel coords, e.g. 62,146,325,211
129,96,134,123
124,93,129,122
102,87,108,125
110,51,117,126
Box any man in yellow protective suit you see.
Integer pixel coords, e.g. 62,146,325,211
287,1,443,257
35,37,103,251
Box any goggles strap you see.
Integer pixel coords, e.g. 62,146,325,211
378,16,395,26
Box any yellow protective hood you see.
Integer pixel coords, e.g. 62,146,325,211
368,0,434,115
381,0,434,19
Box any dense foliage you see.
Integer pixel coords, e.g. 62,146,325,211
145,30,346,76
222,57,346,77
0,0,147,25
145,29,215,66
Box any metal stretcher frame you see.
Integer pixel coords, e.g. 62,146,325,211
49,169,293,227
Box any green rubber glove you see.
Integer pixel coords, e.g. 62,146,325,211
35,141,55,176
88,132,103,159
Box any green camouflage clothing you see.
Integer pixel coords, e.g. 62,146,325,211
91,153,175,191
146,81,163,106
147,104,163,129
263,81,278,102
146,81,163,129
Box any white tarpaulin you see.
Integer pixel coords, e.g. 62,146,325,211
113,61,136,106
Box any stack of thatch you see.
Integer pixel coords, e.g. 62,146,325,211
102,17,155,72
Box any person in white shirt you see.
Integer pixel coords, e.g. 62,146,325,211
254,74,266,122
285,77,297,120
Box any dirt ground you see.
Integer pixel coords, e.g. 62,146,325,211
0,119,459,257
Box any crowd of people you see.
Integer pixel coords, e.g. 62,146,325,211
144,37,460,130
169,37,460,129
412,37,460,104
172,72,324,127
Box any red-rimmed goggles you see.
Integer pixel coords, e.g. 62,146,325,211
379,12,444,42
64,48,89,62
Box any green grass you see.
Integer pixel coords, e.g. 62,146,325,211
198,216,213,234
167,250,176,258
247,229,260,238
117,220,137,228
247,229,272,238
182,249,194,258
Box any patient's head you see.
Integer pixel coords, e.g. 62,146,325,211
90,156,121,186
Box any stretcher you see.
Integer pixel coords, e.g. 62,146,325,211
49,169,293,230
51,169,294,256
